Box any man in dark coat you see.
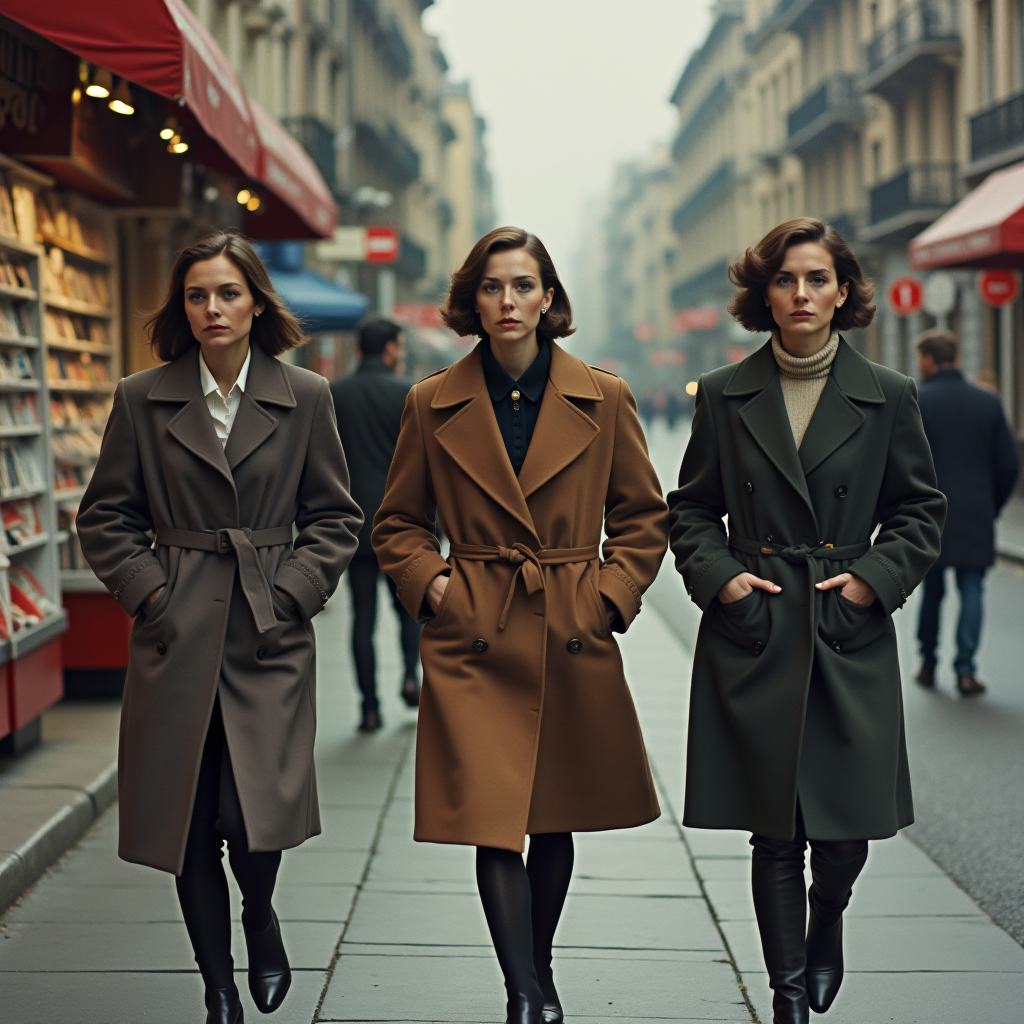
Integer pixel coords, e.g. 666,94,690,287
330,318,421,731
915,329,1020,696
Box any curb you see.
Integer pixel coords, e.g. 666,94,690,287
0,761,117,916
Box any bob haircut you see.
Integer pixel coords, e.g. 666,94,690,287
145,229,306,363
727,217,876,334
441,226,575,344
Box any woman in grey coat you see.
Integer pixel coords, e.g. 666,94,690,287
669,219,944,1024
77,230,362,1024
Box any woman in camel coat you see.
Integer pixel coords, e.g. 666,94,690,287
373,227,668,1024
77,230,361,1024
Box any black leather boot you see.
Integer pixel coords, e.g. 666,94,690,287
805,899,844,1013
527,833,573,1024
205,986,243,1024
243,909,291,1013
505,988,544,1024
534,962,563,1023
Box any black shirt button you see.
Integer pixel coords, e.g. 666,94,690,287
156,642,167,656
752,640,763,655
513,403,520,411
256,645,268,660
831,640,843,654
472,638,489,653
835,484,848,499
567,638,583,654
745,481,754,494
765,535,773,543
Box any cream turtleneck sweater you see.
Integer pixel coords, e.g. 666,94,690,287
771,330,839,449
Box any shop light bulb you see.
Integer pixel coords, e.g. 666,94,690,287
159,122,176,141
85,67,112,99
108,79,135,116
246,195,261,212
171,140,189,154
236,189,252,205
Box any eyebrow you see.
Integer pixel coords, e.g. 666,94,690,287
777,268,831,276
480,275,537,283
186,281,245,290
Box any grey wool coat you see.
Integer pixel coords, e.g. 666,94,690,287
668,338,945,841
77,344,362,874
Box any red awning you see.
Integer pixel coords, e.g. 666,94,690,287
910,161,1024,270
0,0,336,237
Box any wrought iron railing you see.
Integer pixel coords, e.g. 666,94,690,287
970,89,1024,164
868,163,959,225
865,0,959,74
281,115,337,193
787,74,861,139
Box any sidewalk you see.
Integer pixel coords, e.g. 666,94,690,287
995,493,1024,563
1,567,1023,1021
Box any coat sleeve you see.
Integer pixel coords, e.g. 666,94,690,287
848,377,946,614
598,379,669,631
666,377,749,610
992,404,1020,514
274,379,364,620
77,379,168,617
372,387,451,622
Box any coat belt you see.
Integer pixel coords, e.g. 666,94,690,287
728,534,870,565
449,542,600,630
155,527,293,634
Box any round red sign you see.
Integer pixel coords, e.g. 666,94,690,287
978,270,1021,308
888,277,923,316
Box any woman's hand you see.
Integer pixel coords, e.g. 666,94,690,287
143,586,165,611
276,587,296,607
425,573,450,614
717,573,781,604
816,572,877,607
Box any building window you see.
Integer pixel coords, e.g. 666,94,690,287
1015,0,1024,89
979,0,996,105
872,139,883,182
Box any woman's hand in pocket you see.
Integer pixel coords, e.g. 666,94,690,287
816,572,876,607
717,573,781,605
275,587,297,607
143,586,165,612
426,573,450,614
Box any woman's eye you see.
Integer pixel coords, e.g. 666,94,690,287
223,290,238,299
811,276,826,285
188,293,203,302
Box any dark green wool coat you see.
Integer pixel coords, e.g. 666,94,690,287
668,338,945,841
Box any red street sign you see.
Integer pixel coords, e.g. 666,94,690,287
393,303,444,329
672,307,719,333
888,276,923,315
978,270,1020,307
365,226,400,264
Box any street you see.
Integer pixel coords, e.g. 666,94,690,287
0,419,1023,1022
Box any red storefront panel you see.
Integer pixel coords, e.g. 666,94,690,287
10,637,63,730
61,593,132,670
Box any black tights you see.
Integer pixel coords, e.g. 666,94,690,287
175,699,282,992
476,833,574,1003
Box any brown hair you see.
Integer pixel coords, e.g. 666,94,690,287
440,226,575,343
145,229,306,362
915,328,958,366
727,217,876,333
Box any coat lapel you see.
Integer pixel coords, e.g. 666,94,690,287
517,344,603,500
223,346,296,470
432,346,538,539
149,347,234,486
798,339,885,477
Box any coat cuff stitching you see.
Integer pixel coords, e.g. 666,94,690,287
398,554,431,597
690,550,728,592
287,562,329,608
866,552,908,604
114,557,160,600
605,564,642,612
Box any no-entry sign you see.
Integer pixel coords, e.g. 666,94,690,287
978,270,1020,308
888,277,923,316
365,226,400,264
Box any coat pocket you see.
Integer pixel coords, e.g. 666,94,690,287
138,580,172,625
429,568,461,628
271,585,302,622
708,588,771,655
818,588,889,653
586,569,610,640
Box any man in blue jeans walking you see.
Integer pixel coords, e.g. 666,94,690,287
915,330,1019,696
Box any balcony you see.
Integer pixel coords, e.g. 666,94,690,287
786,74,864,157
379,18,412,78
671,160,735,236
355,120,420,186
773,0,838,36
862,163,959,242
862,0,960,99
671,75,732,162
281,115,336,194
969,89,1024,175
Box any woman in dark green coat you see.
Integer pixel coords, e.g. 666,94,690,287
668,219,945,1024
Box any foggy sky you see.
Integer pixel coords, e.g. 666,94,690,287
424,0,712,288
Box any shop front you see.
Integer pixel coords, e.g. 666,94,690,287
0,2,341,747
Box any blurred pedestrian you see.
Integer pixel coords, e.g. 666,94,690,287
914,329,1019,696
77,230,362,1024
373,226,668,1024
669,218,944,1024
331,318,422,732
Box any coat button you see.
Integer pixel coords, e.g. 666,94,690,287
752,641,763,655
745,481,754,494
567,637,583,654
472,638,489,653
256,645,268,660
835,484,848,499
156,642,167,656
831,640,843,654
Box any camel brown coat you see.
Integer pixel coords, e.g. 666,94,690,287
372,342,669,851
77,345,362,874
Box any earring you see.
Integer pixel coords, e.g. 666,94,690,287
541,307,548,315
255,311,261,317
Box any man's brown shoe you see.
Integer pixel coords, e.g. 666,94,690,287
915,668,935,688
957,674,986,697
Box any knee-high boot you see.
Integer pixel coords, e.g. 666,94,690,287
805,839,868,1013
526,833,574,1023
750,835,809,1024
476,846,545,1024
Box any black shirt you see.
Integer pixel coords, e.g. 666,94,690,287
480,339,551,475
